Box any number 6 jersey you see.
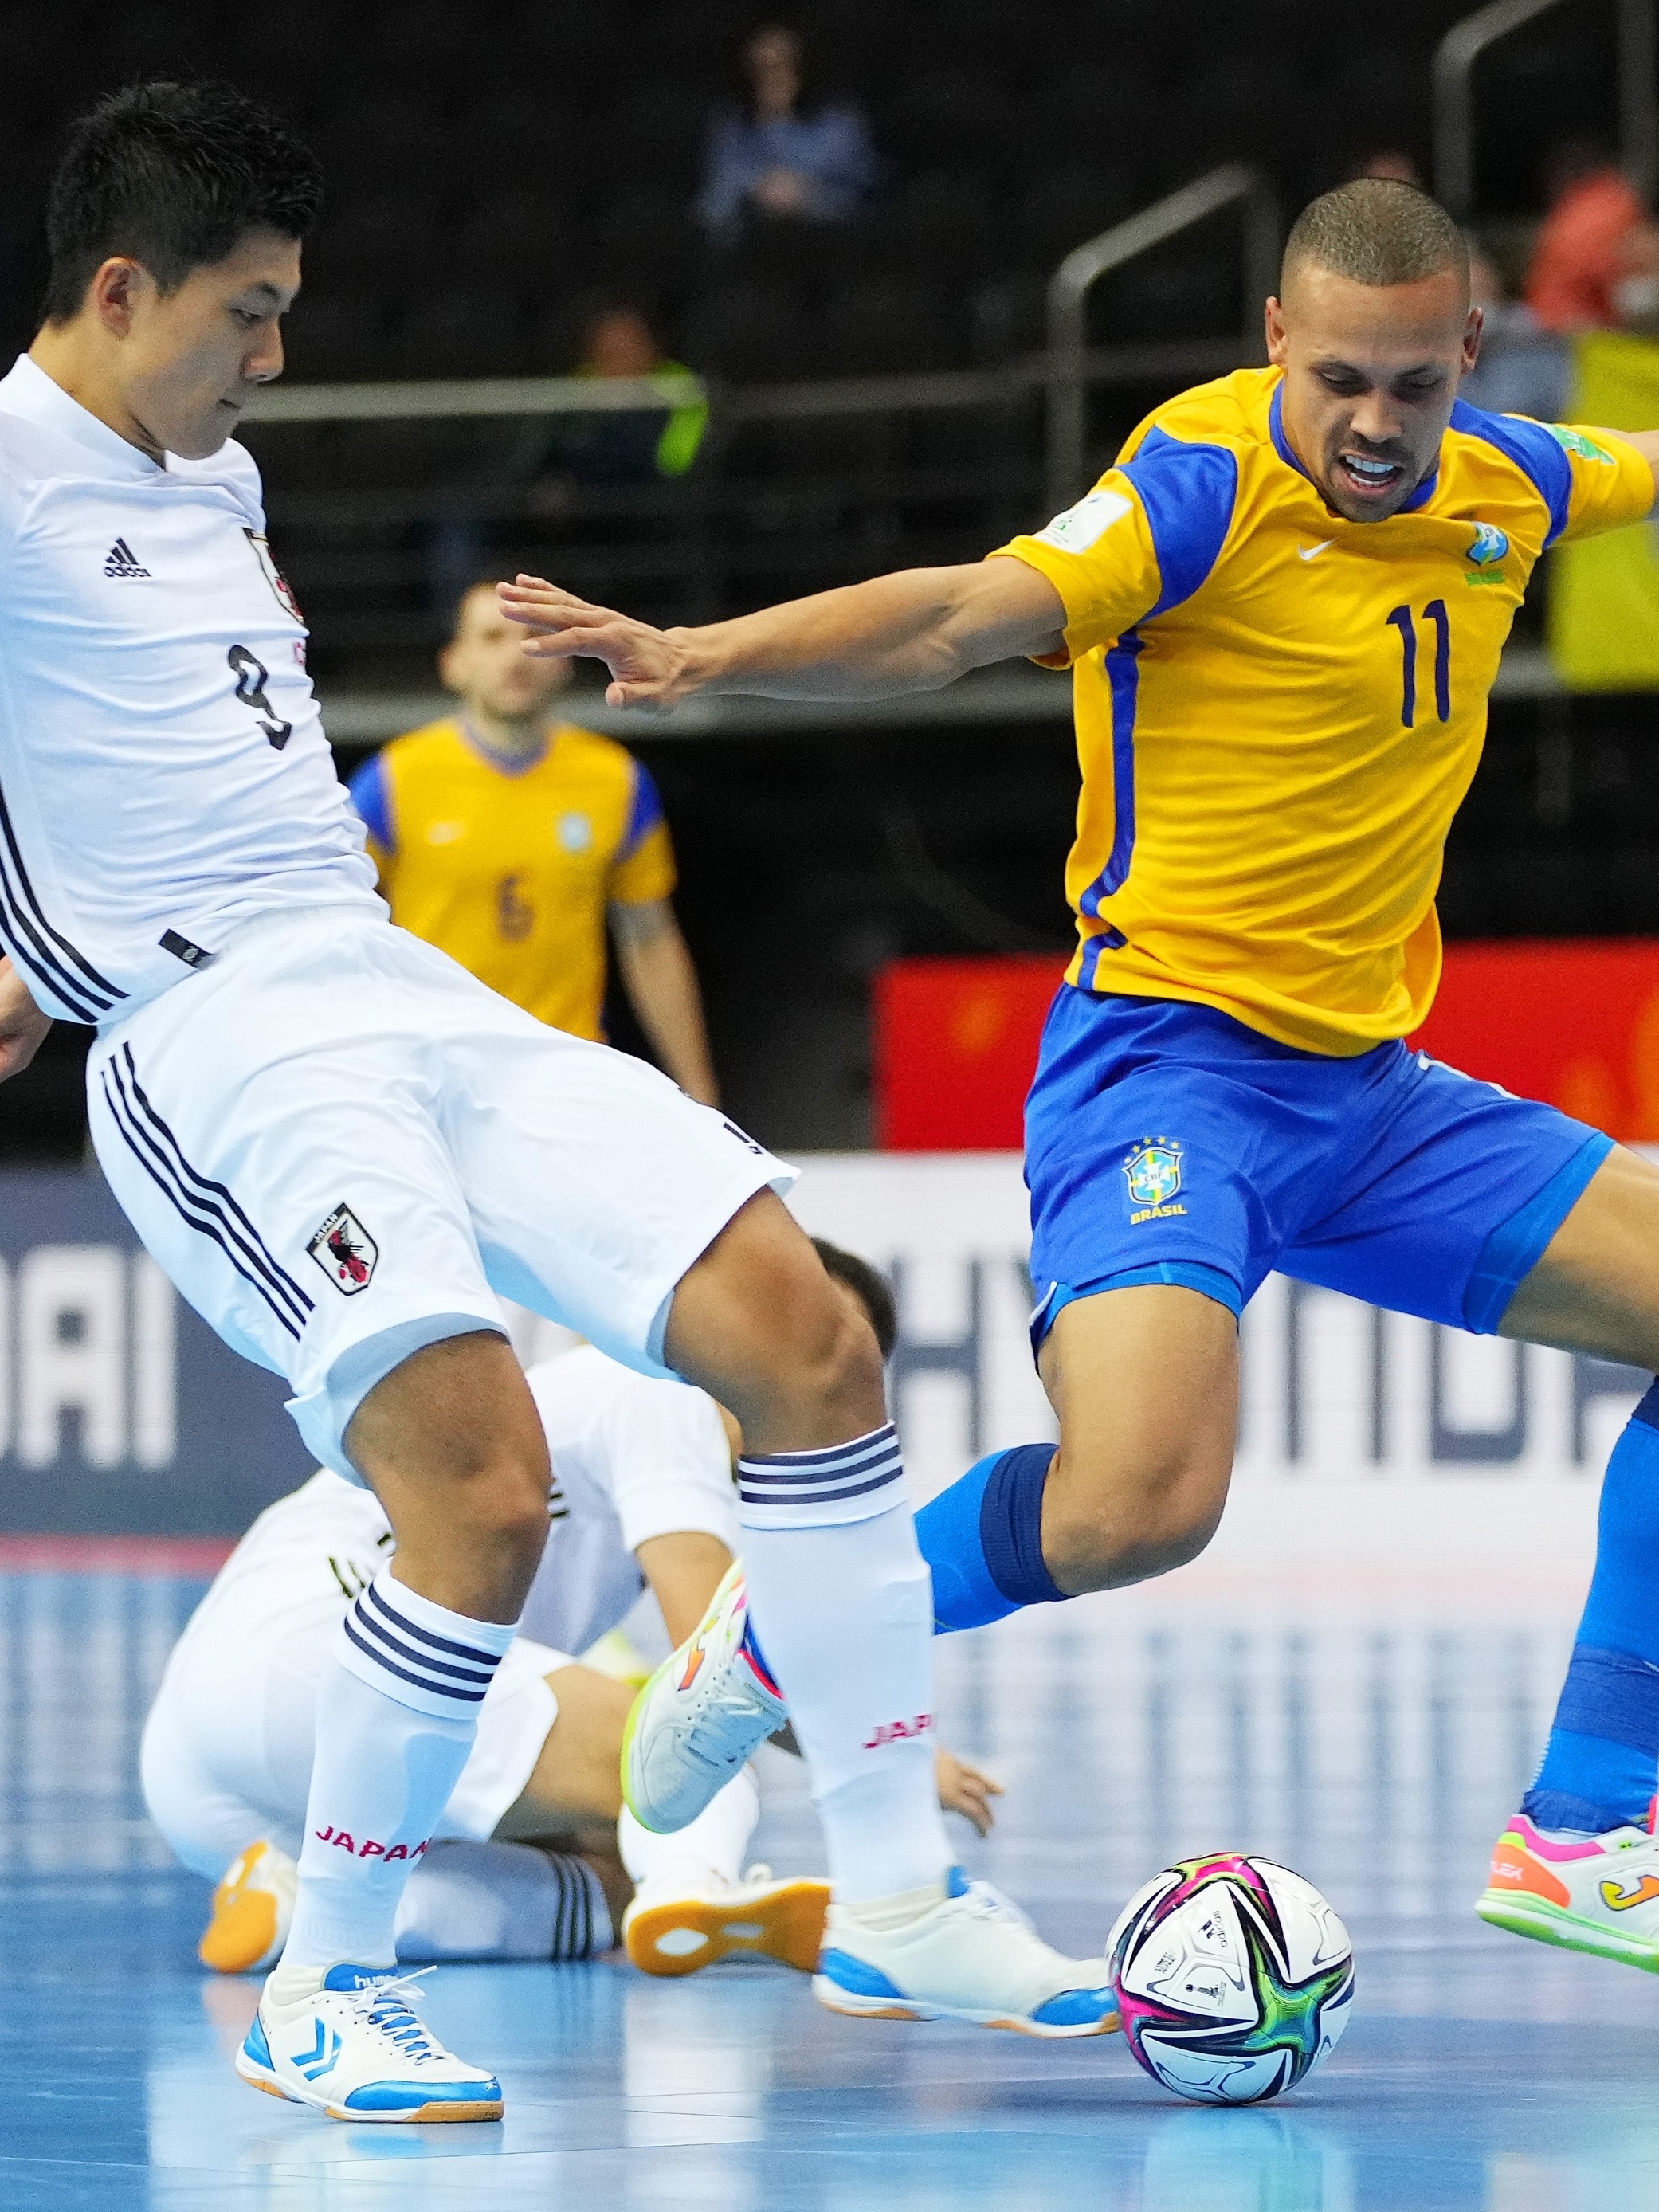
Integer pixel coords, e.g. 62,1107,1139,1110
0,354,379,1025
994,366,1653,1056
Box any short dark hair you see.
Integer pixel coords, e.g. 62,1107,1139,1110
1282,178,1468,294
44,80,323,324
812,1238,898,1361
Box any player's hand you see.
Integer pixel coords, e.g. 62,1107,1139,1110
0,956,50,1084
936,1747,1004,1837
497,576,694,712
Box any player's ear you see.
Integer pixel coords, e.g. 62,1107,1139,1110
88,255,147,338
1264,294,1289,364
1462,303,1484,373
437,637,465,692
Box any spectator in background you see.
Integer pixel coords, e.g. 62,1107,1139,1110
1460,239,1568,420
555,304,708,484
1526,140,1658,331
697,22,880,241
350,580,719,1104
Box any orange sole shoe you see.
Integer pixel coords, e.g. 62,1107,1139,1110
199,1840,296,1975
625,1874,831,1978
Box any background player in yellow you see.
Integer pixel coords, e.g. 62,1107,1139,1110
351,580,719,1104
498,180,1659,1981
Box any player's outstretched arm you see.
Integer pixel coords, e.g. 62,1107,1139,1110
498,559,1067,712
1599,427,1659,508
0,956,51,1083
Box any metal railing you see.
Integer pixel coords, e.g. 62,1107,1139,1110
1044,163,1279,513
1434,0,1659,218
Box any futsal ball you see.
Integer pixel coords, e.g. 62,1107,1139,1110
1108,1853,1354,2104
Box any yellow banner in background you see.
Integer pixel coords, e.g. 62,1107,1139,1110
1548,331,1659,690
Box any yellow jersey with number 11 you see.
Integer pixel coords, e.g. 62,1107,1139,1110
994,366,1653,1056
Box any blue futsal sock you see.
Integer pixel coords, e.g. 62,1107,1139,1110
1524,1380,1659,1834
912,1445,1068,1632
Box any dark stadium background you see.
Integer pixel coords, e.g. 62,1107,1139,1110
0,0,1647,1158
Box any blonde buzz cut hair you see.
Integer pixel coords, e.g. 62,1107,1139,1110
1282,178,1469,296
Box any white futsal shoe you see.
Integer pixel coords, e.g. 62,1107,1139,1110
1477,1806,1659,1971
621,1562,788,1833
814,1867,1120,2037
199,1840,297,1975
237,1963,504,2122
623,1862,831,1977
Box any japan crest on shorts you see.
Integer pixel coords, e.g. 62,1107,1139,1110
308,1203,378,1295
1124,1139,1182,1209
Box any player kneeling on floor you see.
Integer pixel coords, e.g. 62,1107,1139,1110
143,1325,1000,1984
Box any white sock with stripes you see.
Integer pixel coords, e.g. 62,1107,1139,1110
737,1424,951,1904
394,1841,612,1962
277,1570,517,1972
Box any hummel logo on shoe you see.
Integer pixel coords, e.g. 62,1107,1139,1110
104,537,151,578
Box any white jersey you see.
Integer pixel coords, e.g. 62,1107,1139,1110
520,1346,739,1655
0,355,378,1024
140,1345,739,1873
175,1344,738,1673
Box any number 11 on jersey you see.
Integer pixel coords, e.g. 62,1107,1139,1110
1386,601,1450,729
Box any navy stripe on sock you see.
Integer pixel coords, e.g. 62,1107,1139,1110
339,1614,490,1704
351,1599,500,1688
363,1579,506,1669
1551,1644,1659,1756
980,1444,1065,1607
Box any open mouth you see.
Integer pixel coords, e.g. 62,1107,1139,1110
1333,450,1406,501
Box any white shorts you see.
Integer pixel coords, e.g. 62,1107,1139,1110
88,904,793,1477
141,1609,574,1882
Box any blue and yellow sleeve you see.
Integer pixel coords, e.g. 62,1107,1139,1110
610,761,677,904
990,431,1239,661
347,751,396,877
1551,422,1655,543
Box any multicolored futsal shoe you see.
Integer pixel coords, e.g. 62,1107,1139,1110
1477,1805,1659,1971
814,1867,1120,2037
623,1862,831,1977
198,1839,298,1975
237,1963,504,2122
621,1561,788,1834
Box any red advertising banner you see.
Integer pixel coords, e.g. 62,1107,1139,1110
1410,939,1659,1142
875,942,1659,1150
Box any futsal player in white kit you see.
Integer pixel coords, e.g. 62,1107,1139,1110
143,1320,1002,1981
0,81,1116,2122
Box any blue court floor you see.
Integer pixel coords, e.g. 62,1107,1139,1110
4,1565,1658,2210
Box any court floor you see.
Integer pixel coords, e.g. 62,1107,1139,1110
4,1563,1657,2210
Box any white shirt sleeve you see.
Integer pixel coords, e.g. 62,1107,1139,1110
591,1368,740,1555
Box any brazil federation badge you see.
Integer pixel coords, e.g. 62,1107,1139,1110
308,1203,378,1295
1124,1138,1185,1222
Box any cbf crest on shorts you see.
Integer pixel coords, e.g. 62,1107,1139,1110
1123,1139,1186,1224
308,1203,379,1295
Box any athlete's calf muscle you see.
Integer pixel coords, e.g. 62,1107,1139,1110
1500,1147,1659,1369
1038,1285,1239,1594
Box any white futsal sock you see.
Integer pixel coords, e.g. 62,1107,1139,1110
619,1767,761,1894
394,1840,612,1962
276,1568,517,1975
737,1424,951,1904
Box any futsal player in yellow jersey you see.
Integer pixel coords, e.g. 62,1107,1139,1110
350,581,719,1103
500,180,1659,1997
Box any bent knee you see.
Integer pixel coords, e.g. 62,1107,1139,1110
1045,1433,1232,1594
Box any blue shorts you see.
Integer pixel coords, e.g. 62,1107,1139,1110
1026,987,1612,1351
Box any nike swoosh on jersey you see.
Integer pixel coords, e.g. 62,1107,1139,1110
1296,539,1335,561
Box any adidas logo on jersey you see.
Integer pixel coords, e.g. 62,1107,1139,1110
104,537,151,579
